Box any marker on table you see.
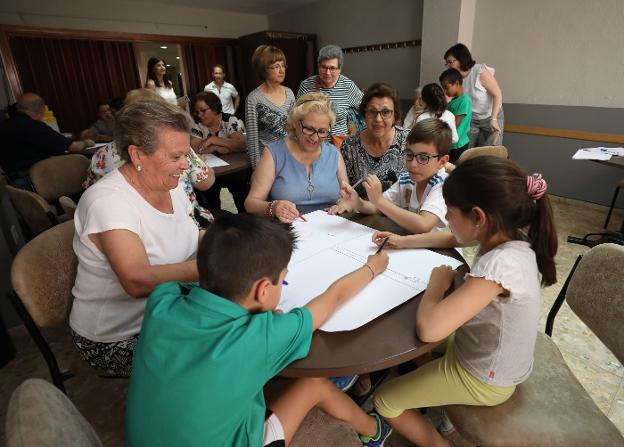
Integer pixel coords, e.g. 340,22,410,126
375,236,389,254
298,214,308,222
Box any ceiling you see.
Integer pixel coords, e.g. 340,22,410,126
140,0,318,15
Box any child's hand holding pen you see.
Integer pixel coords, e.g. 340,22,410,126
365,250,389,278
372,231,404,249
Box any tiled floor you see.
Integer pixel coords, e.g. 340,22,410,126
0,193,622,446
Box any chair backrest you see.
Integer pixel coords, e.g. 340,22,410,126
6,185,56,237
457,145,508,164
11,220,77,327
30,154,90,202
566,243,624,364
5,378,102,447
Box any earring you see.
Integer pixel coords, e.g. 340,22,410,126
136,165,142,172
475,223,481,228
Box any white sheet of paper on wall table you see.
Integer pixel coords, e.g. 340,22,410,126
203,154,230,167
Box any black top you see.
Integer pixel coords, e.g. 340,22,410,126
0,111,71,178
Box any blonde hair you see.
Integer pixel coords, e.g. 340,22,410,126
286,92,336,138
252,45,286,80
124,88,165,105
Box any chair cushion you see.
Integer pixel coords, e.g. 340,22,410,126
6,378,102,447
445,333,624,447
29,154,90,202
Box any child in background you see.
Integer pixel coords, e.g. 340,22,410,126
415,83,459,145
402,87,424,129
329,119,452,235
369,156,558,447
126,213,393,447
439,69,472,164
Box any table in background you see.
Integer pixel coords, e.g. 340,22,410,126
210,152,251,177
281,214,468,378
593,156,624,233
199,152,251,213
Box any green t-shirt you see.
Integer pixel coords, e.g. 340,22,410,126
125,282,313,447
447,94,472,149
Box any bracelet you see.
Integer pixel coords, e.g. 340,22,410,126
363,263,375,280
266,200,276,219
491,118,498,122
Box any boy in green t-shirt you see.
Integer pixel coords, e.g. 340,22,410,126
439,68,472,163
126,213,392,447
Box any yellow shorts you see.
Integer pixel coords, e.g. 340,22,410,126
374,337,515,419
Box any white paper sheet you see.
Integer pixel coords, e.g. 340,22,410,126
202,154,230,168
572,148,618,160
279,211,463,331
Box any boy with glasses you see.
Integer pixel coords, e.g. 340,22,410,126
329,119,452,235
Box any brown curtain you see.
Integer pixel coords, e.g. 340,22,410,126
9,36,140,135
182,43,239,100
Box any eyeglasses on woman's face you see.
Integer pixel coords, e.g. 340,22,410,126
319,64,340,73
364,108,394,120
267,62,287,71
405,151,442,165
300,120,330,138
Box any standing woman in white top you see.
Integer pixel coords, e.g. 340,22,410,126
415,83,458,145
203,64,240,115
444,43,504,148
69,100,202,376
145,56,189,109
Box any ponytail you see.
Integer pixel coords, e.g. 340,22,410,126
528,194,558,286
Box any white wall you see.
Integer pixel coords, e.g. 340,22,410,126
0,0,268,39
269,0,424,99
471,0,624,108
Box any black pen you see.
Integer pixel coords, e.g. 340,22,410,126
375,237,389,254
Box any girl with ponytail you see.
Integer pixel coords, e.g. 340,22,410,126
365,156,558,447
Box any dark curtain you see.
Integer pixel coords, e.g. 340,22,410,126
10,36,140,135
182,43,239,100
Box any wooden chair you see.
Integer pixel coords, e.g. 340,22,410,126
456,145,508,164
7,220,77,393
5,378,102,447
444,243,624,446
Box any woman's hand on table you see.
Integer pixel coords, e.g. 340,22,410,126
366,251,389,277
327,181,359,215
428,265,457,293
372,231,405,249
326,199,353,215
273,200,300,223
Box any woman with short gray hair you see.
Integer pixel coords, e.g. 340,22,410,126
297,44,363,148
70,100,203,376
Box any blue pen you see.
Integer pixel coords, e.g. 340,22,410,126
282,280,289,285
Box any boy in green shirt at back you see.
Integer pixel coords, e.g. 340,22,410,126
439,68,472,163
125,213,393,447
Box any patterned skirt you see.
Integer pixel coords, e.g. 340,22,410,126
71,330,139,377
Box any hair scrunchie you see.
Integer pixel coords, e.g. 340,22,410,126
527,173,547,200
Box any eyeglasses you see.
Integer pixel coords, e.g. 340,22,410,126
405,151,442,165
300,120,330,138
195,107,211,115
319,64,340,73
444,58,458,67
267,63,287,71
364,108,394,120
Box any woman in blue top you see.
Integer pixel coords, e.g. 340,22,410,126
245,92,348,222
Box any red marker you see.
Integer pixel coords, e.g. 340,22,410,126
298,214,308,222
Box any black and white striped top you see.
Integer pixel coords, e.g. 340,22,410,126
245,86,295,169
297,74,363,136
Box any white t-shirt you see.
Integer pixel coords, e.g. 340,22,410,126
415,110,459,144
204,81,239,114
456,241,541,386
70,169,199,343
382,168,448,231
155,86,178,106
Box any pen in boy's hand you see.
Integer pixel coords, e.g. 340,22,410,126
351,176,366,189
375,237,389,254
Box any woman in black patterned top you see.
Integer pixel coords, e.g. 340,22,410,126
245,45,295,169
341,83,408,198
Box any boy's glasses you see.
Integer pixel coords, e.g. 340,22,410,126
405,152,442,165
300,121,330,138
364,108,394,120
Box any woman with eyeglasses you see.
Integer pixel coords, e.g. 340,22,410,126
245,92,348,222
245,45,295,169
341,83,409,198
444,43,504,147
297,45,363,148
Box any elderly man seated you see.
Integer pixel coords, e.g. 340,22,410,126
0,92,93,190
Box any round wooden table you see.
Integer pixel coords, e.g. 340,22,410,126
281,214,468,377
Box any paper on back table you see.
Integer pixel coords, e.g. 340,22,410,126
279,211,463,331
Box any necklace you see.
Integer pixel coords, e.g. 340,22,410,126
307,165,314,200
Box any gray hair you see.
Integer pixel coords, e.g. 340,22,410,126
318,45,344,68
17,93,45,114
115,101,191,162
